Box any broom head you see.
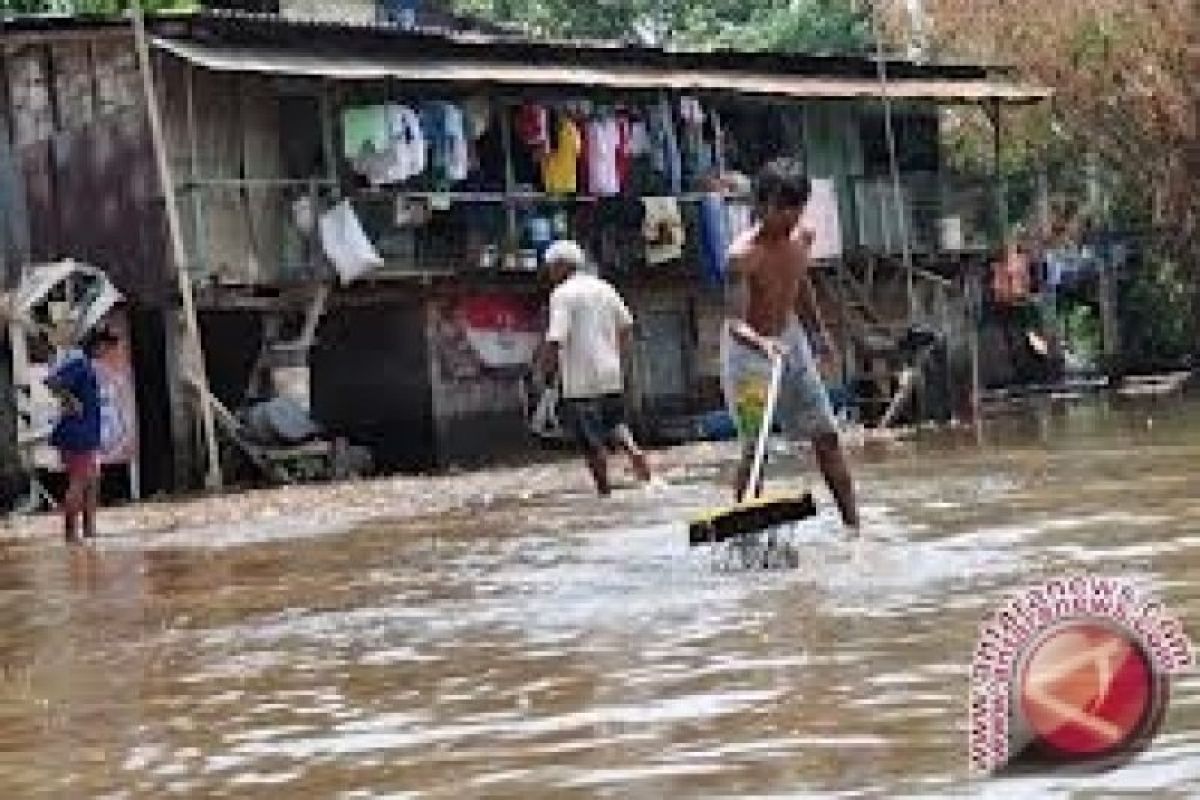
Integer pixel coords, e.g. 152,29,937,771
689,492,818,546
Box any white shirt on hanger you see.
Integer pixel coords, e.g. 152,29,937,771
587,117,622,196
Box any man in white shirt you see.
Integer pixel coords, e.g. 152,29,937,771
541,240,652,496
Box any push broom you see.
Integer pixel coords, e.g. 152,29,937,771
689,352,817,546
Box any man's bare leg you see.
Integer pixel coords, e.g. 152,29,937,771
812,432,860,531
613,426,651,483
584,447,612,496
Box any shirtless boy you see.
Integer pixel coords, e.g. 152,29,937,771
722,158,860,532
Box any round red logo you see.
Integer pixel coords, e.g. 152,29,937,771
1018,619,1162,762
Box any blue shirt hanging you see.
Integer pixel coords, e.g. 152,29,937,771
699,193,730,288
648,99,682,195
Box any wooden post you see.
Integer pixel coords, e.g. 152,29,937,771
867,1,916,324
1086,154,1120,374
988,100,1009,246
498,100,518,263
968,266,983,442
1035,168,1059,341
1098,248,1120,374
186,64,208,281
316,80,337,279
131,2,223,490
318,79,338,187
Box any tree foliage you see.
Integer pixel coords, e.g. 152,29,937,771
910,1,1198,258
450,0,870,53
903,0,1200,353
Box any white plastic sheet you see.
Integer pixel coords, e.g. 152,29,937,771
319,200,384,285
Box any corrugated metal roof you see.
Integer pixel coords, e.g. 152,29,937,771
152,37,1051,104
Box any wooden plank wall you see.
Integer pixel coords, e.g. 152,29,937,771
1,30,170,305
158,59,285,285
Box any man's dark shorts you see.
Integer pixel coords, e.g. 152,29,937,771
560,393,629,452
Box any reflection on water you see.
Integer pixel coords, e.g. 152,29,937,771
2,398,1200,797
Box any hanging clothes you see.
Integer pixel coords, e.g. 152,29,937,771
466,112,506,191
710,109,725,173
574,112,590,194
542,116,583,195
423,102,469,186
679,96,709,186
679,97,704,126
614,113,634,191
342,105,388,161
446,104,469,183
642,197,685,265
516,103,550,157
627,118,651,157
623,115,659,195
699,193,729,287
648,98,682,195
356,104,426,186
725,201,755,242
461,96,492,140
587,115,623,197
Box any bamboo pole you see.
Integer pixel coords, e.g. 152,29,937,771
968,267,983,442
131,2,223,490
186,65,208,288
867,1,916,324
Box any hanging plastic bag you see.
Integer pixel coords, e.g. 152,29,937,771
319,200,384,285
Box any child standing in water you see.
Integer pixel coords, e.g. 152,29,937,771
45,326,118,543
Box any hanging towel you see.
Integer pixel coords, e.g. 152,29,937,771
342,105,388,161
642,196,685,266
320,200,384,285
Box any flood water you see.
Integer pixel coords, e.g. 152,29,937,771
3,398,1200,798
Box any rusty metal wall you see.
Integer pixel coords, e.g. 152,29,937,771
2,31,171,306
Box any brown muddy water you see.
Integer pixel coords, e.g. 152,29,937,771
3,398,1200,798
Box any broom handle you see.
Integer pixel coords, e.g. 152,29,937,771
746,352,784,500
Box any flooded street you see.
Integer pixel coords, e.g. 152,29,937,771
3,399,1200,798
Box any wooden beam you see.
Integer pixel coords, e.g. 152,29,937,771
130,1,223,490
